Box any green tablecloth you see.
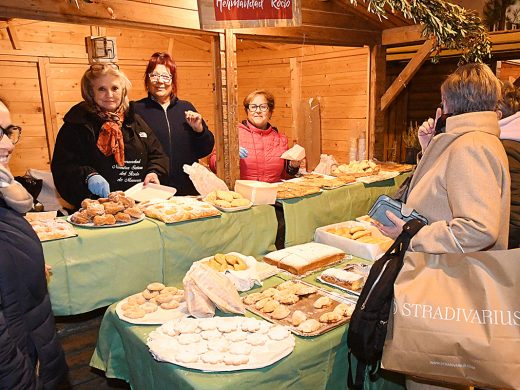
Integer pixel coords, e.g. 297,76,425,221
280,174,410,247
44,219,164,316
91,274,405,390
153,204,277,286
43,205,277,316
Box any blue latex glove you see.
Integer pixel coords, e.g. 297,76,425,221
87,174,110,198
239,146,249,159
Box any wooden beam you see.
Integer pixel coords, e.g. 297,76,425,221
382,25,424,46
6,20,21,50
210,34,226,183
368,44,386,160
290,57,300,145
381,39,434,112
37,57,58,158
224,29,239,187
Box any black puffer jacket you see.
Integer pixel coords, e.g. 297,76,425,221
0,199,68,389
51,102,169,209
134,96,214,195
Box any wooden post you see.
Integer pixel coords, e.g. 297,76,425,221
210,34,225,181
224,29,239,188
289,57,300,145
368,43,386,160
37,57,58,159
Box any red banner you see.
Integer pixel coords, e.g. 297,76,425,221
214,0,293,21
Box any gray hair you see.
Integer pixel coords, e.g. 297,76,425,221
81,64,131,111
441,63,501,115
498,81,520,119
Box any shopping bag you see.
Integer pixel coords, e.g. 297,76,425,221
382,249,520,389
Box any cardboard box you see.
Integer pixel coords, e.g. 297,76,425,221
234,180,278,205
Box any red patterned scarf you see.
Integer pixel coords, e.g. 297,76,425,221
95,106,125,167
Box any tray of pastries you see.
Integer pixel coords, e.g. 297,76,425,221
67,191,144,227
376,162,414,173
263,242,346,276
25,212,77,242
198,252,250,272
147,316,295,371
293,173,356,190
138,197,220,223
203,190,252,212
242,280,356,337
318,263,372,296
332,160,380,179
276,182,321,199
116,282,188,324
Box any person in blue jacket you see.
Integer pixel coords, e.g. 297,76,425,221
133,52,215,195
0,98,68,389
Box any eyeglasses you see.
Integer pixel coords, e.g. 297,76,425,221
148,73,173,84
247,103,269,112
0,124,22,145
89,63,119,72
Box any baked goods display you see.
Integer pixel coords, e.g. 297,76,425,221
147,316,295,371
377,162,414,173
26,217,77,241
318,263,371,295
116,282,188,324
68,191,144,227
315,221,393,261
297,173,356,190
242,280,355,336
263,242,345,276
201,252,248,272
138,197,220,223
332,159,379,178
203,190,252,212
276,182,321,199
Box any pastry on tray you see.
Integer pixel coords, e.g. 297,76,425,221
263,242,345,276
332,159,380,178
276,182,321,199
139,197,220,223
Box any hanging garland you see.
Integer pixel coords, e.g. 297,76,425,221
349,0,491,63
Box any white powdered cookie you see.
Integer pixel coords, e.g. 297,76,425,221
191,340,208,355
199,318,218,331
226,330,247,342
217,321,237,333
224,354,249,366
313,296,333,309
246,333,268,346
162,322,178,336
268,325,291,341
175,351,199,363
241,318,261,332
177,333,202,345
207,339,229,352
228,342,252,356
257,321,272,334
200,351,224,364
175,319,199,334
201,329,221,341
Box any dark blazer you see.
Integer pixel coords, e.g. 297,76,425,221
0,199,68,389
134,95,215,195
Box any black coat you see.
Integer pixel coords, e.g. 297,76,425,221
133,96,215,195
51,102,169,209
0,199,68,389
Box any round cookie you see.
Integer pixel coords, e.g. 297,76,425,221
200,351,224,365
228,342,252,356
177,333,202,345
147,282,165,291
224,354,249,366
175,351,199,364
161,300,180,310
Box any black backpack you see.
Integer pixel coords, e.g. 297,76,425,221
347,219,424,389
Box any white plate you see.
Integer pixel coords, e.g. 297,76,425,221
125,182,177,203
116,294,188,325
66,215,144,228
147,317,295,371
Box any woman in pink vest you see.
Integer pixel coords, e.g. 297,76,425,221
210,90,301,182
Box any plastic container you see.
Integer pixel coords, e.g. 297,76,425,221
234,180,278,205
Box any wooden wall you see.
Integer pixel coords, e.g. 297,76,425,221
498,61,520,83
237,42,369,165
0,19,215,176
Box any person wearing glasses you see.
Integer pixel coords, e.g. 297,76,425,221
133,52,215,195
0,98,68,389
51,63,169,209
210,89,301,182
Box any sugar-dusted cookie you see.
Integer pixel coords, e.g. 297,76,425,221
200,351,224,364
217,320,237,333
178,333,202,345
223,354,249,366
226,330,247,342
175,319,199,334
228,342,252,356
201,329,221,341
268,325,291,341
175,351,199,364
207,339,229,352
246,333,268,346
241,317,261,332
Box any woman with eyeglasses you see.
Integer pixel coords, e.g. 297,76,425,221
210,89,301,182
0,98,68,389
51,63,169,209
133,52,215,195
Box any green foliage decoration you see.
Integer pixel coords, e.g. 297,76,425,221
349,0,491,63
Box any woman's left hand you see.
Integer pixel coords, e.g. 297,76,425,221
373,211,406,239
185,110,203,133
144,172,160,185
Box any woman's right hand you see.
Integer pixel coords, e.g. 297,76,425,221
418,107,442,151
87,174,110,197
